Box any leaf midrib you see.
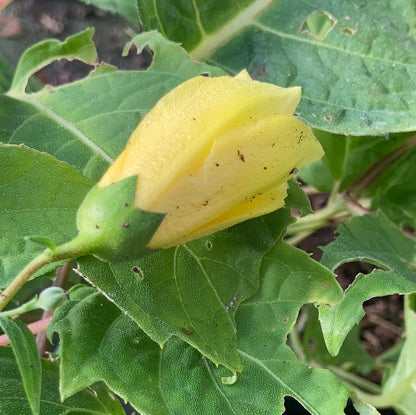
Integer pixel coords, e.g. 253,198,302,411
8,92,114,165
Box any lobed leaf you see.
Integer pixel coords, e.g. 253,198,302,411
319,213,416,355
9,28,97,95
50,241,347,415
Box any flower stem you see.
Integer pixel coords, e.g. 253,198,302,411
0,236,91,312
286,198,349,241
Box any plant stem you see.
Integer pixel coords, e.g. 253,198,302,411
0,316,53,346
329,365,381,395
0,297,38,318
36,261,73,357
286,198,349,239
0,236,90,312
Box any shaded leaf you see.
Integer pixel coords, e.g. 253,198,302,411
368,140,416,229
78,0,140,26
0,317,41,415
0,346,125,414
355,296,416,414
0,144,93,287
299,132,412,193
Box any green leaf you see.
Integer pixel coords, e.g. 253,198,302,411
78,0,140,26
0,346,125,414
0,144,93,288
356,296,416,414
286,178,313,216
0,53,13,93
0,317,41,415
50,242,347,414
368,140,416,229
4,31,224,182
77,208,292,374
9,28,97,95
139,0,416,135
319,213,416,355
321,212,416,280
49,285,170,411
320,269,416,356
300,131,414,195
302,306,374,375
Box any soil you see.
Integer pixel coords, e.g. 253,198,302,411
0,1,403,415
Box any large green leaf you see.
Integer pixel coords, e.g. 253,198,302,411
139,0,416,135
77,208,292,374
319,213,416,355
0,347,125,414
50,242,346,415
0,144,93,288
0,317,41,415
4,30,224,182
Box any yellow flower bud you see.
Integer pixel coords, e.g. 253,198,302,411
99,71,324,249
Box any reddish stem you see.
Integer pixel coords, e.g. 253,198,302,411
0,316,52,346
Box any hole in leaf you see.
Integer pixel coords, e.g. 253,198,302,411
341,26,356,36
299,10,338,41
132,266,144,281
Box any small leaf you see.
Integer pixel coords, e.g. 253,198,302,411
0,317,41,415
24,236,56,251
9,28,97,95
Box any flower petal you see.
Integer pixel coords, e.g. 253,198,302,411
147,115,322,247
